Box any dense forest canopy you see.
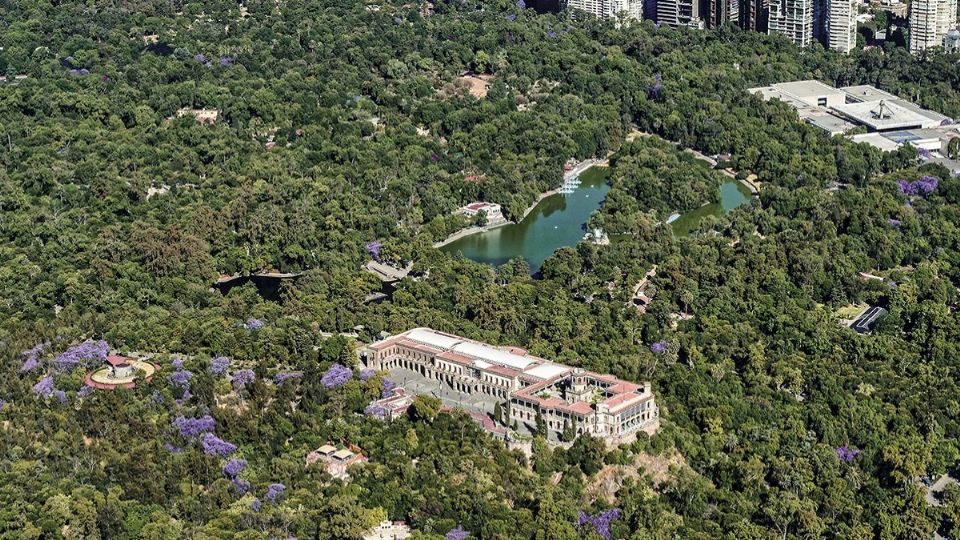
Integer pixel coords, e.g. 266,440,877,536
2,0,960,538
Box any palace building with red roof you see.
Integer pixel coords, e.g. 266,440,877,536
361,328,658,445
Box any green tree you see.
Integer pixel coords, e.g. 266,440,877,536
409,395,442,424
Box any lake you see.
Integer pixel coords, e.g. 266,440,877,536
440,166,611,272
670,180,753,236
441,168,752,273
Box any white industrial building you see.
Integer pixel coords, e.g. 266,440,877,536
749,80,952,133
749,80,959,173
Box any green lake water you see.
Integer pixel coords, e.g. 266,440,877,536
441,166,611,271
441,167,752,272
669,180,753,237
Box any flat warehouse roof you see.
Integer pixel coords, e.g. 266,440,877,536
832,101,931,131
849,133,902,151
748,86,810,109
890,100,951,125
799,109,856,134
841,85,899,102
772,80,844,99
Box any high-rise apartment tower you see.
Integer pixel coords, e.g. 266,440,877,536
768,0,814,46
910,0,959,53
826,0,858,52
563,0,644,19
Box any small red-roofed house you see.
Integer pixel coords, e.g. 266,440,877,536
106,355,133,378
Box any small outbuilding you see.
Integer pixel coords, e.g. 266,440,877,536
106,355,134,379
851,306,888,334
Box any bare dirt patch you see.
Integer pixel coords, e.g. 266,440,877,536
584,450,687,504
439,74,495,99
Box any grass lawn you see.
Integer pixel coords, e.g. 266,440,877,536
835,303,868,320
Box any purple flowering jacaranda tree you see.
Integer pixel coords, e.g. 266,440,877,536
210,356,230,377
242,318,265,331
173,415,217,438
274,371,304,385
366,241,382,261
321,363,353,389
897,176,938,197
163,443,183,454
20,342,48,372
201,433,237,457
446,526,470,540
382,378,397,398
232,369,256,390
836,445,861,463
578,508,622,540
265,483,285,502
232,477,251,493
222,458,247,478
365,403,390,419
32,376,55,399
54,340,110,373
169,369,193,389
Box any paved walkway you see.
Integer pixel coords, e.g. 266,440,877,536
565,158,599,180
925,473,957,506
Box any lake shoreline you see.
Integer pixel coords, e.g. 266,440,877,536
433,159,604,249
432,221,511,249
438,165,612,272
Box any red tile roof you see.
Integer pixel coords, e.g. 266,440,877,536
559,401,594,415
367,335,403,351
437,351,475,366
397,339,443,354
485,365,519,378
106,355,131,367
603,393,650,412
